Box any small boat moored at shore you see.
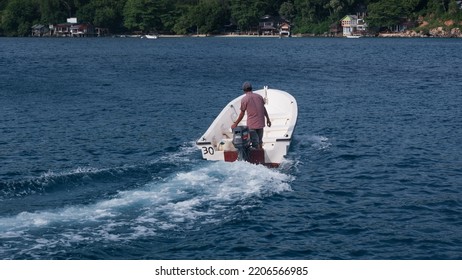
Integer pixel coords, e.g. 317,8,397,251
142,34,158,39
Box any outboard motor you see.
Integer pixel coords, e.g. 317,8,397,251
232,126,251,161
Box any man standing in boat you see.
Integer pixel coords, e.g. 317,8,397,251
231,82,271,149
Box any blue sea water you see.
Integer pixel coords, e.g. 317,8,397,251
0,37,461,260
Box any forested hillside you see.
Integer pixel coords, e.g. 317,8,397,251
1,0,461,36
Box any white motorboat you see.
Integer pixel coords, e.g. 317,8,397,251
196,86,297,167
142,34,158,39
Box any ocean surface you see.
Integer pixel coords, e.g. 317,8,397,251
0,36,461,260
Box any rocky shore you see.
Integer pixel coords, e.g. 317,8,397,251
379,27,462,38
379,20,462,38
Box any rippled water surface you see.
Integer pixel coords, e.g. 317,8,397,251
0,37,461,259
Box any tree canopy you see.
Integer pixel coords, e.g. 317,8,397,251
1,0,461,36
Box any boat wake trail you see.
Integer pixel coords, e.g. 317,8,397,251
0,159,293,259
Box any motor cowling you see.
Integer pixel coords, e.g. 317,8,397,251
232,126,250,150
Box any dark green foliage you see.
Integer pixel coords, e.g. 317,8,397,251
1,0,40,36
0,0,460,36
78,0,125,32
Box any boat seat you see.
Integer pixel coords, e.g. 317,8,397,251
263,137,277,143
267,125,289,130
270,116,291,126
265,128,291,138
269,114,290,120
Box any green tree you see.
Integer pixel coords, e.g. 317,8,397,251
157,0,177,33
426,0,448,15
190,0,228,33
172,6,193,34
448,0,460,17
324,0,348,19
58,0,81,17
230,0,270,32
367,0,411,29
253,0,283,15
123,0,166,32
279,1,295,21
1,0,40,36
38,0,67,24
0,0,9,10
0,0,7,34
292,0,332,34
293,0,329,23
77,0,125,32
441,0,462,22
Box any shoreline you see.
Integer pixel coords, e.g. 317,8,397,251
123,29,462,38
156,33,462,39
4,30,462,39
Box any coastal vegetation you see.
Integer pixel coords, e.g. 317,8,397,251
1,0,462,36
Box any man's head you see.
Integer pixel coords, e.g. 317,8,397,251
242,82,252,92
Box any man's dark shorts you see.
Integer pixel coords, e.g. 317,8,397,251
253,128,264,145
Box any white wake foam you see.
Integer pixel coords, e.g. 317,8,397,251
0,161,293,252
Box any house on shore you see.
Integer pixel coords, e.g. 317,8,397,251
54,18,95,37
31,24,51,37
340,15,367,36
32,18,96,37
330,23,342,37
258,15,291,37
386,19,416,33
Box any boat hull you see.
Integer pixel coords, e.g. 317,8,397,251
142,35,158,39
196,87,297,167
